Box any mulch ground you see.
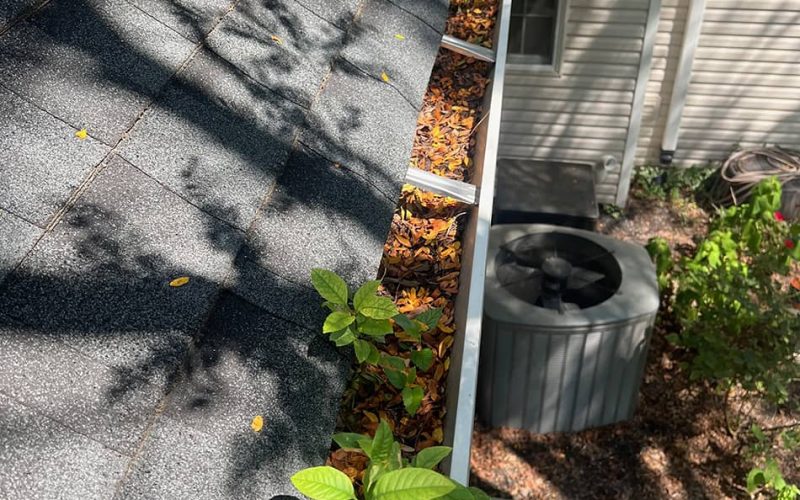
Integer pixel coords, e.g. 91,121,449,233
469,190,800,499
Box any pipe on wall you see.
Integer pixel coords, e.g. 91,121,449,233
660,0,706,165
616,0,662,206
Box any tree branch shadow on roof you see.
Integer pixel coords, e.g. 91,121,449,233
0,0,418,497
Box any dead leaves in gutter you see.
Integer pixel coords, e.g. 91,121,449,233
446,0,499,49
330,0,499,476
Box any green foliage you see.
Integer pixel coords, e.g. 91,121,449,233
747,459,799,500
310,269,441,415
369,468,456,500
645,236,673,291
293,420,487,500
633,164,715,201
601,203,624,220
662,178,800,405
745,424,800,500
291,466,356,500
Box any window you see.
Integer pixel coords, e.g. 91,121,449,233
508,0,567,71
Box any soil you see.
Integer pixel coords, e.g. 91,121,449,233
469,189,800,499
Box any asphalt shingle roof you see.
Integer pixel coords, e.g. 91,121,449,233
0,0,447,497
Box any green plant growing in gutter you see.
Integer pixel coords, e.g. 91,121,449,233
311,268,439,415
291,419,489,500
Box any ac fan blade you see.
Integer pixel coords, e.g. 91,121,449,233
567,266,605,290
497,263,543,305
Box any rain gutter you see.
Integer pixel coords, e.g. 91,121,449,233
401,0,511,485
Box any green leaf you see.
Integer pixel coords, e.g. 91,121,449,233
380,354,406,371
354,339,372,364
406,367,417,385
366,342,380,365
415,308,442,331
747,467,766,494
401,386,424,415
371,420,395,463
410,348,434,371
751,424,765,442
369,468,456,500
388,441,403,471
359,317,394,336
291,466,356,500
384,368,406,390
324,311,355,333
311,269,349,306
358,438,374,458
359,295,398,320
354,280,382,313
412,446,451,469
322,301,347,312
394,314,421,338
333,432,369,450
436,484,477,500
330,327,356,347
467,487,492,499
365,463,387,493
380,355,408,389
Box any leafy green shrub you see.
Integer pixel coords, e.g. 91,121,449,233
291,420,488,500
663,178,800,404
311,269,440,415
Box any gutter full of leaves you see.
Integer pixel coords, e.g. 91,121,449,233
295,1,501,498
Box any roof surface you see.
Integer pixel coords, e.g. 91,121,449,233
0,0,448,497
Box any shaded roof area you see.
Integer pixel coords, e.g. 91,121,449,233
0,0,448,497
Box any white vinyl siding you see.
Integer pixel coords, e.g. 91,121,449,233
499,0,650,204
638,1,800,166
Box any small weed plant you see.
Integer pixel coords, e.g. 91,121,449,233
311,269,440,415
634,164,714,201
746,424,800,499
291,420,488,499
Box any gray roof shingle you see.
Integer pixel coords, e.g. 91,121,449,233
0,0,447,496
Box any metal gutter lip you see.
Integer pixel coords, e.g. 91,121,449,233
441,0,511,486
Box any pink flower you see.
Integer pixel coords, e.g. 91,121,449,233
774,211,785,222
786,239,796,250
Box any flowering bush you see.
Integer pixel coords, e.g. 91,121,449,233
659,178,800,404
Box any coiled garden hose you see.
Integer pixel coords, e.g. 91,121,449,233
712,146,800,206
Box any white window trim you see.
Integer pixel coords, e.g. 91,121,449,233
506,0,570,76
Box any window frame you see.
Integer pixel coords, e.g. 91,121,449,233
506,0,570,76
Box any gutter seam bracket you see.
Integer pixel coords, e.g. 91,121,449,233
404,166,479,205
441,34,496,63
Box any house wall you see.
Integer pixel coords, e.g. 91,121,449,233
499,0,652,204
638,0,800,166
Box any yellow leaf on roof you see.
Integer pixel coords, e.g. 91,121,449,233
381,71,390,83
394,33,406,41
75,128,88,140
250,415,264,432
169,276,190,287
270,34,283,45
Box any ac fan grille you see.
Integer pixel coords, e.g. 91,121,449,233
496,232,622,312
